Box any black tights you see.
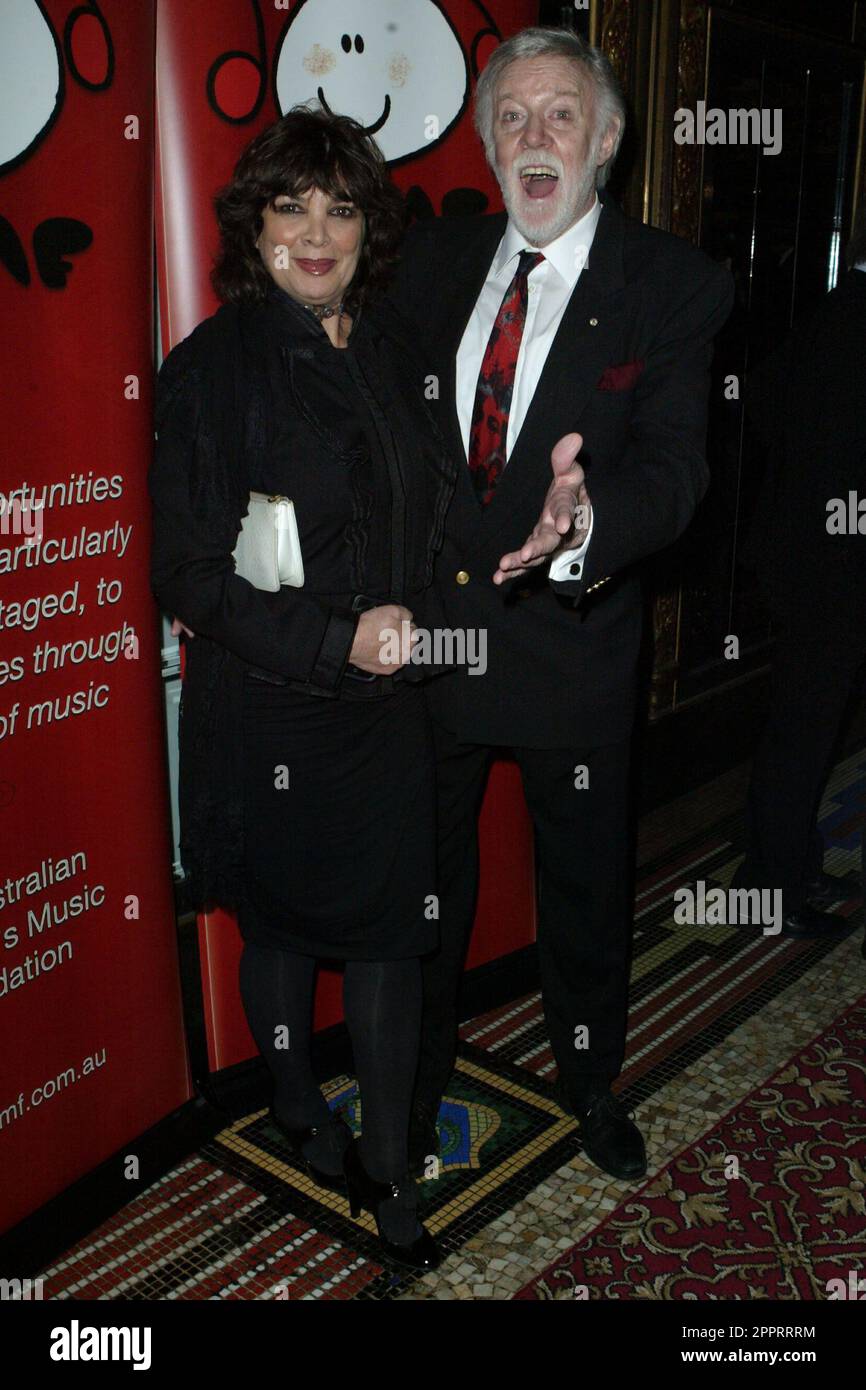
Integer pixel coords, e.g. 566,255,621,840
239,942,422,1207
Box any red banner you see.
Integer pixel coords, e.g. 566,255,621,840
155,0,538,1071
0,0,191,1233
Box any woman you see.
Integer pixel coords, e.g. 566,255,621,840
148,107,456,1269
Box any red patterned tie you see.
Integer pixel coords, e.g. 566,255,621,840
467,249,544,504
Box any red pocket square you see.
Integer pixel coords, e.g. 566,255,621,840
596,359,644,391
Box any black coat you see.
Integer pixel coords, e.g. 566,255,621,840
148,290,456,908
389,190,735,747
742,267,866,630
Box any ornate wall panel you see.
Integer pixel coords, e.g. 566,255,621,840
591,0,866,717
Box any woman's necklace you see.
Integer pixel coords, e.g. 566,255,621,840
303,301,345,321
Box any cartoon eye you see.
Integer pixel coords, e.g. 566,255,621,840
355,35,365,54
341,34,351,53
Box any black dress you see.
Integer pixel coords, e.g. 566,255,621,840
236,285,437,960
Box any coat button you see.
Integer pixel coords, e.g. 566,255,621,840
456,570,469,585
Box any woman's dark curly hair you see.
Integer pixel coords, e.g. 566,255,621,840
211,105,406,310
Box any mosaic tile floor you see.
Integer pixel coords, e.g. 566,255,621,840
37,746,865,1300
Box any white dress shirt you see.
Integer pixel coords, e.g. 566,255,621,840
455,195,603,581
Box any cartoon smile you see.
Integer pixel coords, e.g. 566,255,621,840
317,86,391,136
274,0,470,163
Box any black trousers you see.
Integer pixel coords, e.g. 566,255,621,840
415,719,633,1112
736,612,866,909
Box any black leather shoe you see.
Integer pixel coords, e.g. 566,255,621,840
268,1108,351,1194
573,1090,647,1181
781,905,853,938
805,870,862,909
343,1139,442,1271
408,1098,440,1179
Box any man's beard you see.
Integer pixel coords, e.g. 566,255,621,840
497,144,601,247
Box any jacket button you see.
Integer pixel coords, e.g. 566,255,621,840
456,570,469,585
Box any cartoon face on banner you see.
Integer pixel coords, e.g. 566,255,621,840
0,0,114,289
197,0,536,222
273,0,469,164
0,0,62,173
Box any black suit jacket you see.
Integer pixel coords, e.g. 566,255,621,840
742,267,866,630
391,190,735,747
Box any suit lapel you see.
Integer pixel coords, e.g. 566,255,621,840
430,214,507,539
474,195,628,548
435,213,507,465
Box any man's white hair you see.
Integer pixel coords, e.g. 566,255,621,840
474,27,626,188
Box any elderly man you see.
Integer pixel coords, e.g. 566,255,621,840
392,27,735,1181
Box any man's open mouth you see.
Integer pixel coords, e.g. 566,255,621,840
520,165,560,200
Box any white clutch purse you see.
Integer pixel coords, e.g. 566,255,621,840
232,492,304,591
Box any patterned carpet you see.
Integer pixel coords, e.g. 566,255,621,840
461,751,865,1100
38,747,864,1300
514,994,866,1300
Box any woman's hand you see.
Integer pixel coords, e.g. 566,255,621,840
349,605,416,675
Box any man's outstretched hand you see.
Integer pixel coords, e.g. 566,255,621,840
492,432,591,584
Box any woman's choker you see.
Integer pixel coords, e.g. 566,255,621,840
303,301,345,322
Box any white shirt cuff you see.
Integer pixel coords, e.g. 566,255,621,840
548,508,593,582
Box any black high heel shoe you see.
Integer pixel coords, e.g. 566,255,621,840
343,1138,441,1271
268,1107,351,1194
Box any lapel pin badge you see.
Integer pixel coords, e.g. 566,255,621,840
589,317,599,327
